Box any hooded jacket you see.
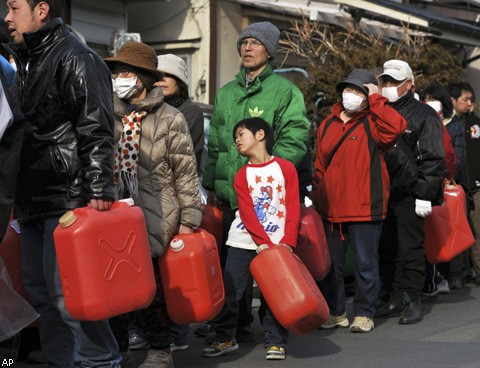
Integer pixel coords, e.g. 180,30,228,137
5,18,115,221
385,91,446,205
113,88,202,257
313,94,407,222
202,64,309,209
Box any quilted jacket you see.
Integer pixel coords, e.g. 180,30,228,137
113,88,202,257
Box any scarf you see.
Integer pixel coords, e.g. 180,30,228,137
114,110,147,199
164,94,187,108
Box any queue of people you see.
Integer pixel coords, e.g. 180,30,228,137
1,1,479,366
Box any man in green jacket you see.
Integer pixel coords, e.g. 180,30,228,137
200,21,309,340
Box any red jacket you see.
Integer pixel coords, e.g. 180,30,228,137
443,125,457,181
313,94,407,223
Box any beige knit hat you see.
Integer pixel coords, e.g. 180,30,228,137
157,54,188,86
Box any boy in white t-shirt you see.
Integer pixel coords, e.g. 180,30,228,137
201,117,300,360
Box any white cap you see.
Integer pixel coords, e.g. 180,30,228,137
157,54,188,86
379,59,413,81
170,238,185,252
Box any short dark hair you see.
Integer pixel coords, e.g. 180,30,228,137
421,84,454,119
233,117,274,155
447,82,474,100
27,0,63,19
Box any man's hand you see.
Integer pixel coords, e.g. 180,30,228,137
415,199,432,218
178,224,194,234
88,199,112,211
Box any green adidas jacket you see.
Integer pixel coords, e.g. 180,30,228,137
202,64,309,209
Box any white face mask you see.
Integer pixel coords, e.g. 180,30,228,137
425,100,442,114
342,92,365,112
113,76,141,99
381,80,407,103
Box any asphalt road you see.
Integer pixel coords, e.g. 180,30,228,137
5,280,480,368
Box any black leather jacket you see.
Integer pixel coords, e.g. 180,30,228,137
385,91,446,205
5,18,115,221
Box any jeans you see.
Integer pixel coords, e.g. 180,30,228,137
211,247,288,348
20,217,120,368
320,220,383,318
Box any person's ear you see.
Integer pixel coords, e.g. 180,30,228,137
256,129,265,141
36,2,50,22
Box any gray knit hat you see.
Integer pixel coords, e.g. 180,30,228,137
237,21,281,60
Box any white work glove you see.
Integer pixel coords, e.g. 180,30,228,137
415,199,432,218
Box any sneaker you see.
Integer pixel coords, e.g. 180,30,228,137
202,340,238,357
194,323,216,338
120,350,136,368
138,349,174,368
266,346,285,360
437,279,451,294
320,313,349,329
129,330,149,350
449,277,464,290
170,342,188,352
350,316,374,333
28,349,47,364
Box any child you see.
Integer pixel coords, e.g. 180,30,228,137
201,117,300,360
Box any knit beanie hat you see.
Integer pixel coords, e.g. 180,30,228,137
157,54,188,86
237,21,281,60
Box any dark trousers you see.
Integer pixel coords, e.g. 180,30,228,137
379,195,426,295
220,206,254,329
111,259,171,351
211,247,287,347
319,220,383,318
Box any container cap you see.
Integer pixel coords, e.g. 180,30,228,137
170,238,185,252
118,198,135,206
59,211,77,228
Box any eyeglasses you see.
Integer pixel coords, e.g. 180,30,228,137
240,39,263,49
112,68,135,79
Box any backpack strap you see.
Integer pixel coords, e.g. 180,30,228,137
325,116,368,168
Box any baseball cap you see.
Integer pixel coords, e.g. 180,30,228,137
379,59,413,81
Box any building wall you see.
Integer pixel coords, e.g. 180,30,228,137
128,0,211,104
71,0,127,56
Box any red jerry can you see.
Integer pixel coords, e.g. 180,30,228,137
199,205,223,251
250,245,330,335
294,206,331,281
53,200,156,321
0,219,31,301
424,184,475,263
159,229,224,325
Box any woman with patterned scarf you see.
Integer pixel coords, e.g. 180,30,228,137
105,41,202,368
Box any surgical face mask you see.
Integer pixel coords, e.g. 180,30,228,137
426,100,442,114
342,92,365,112
113,76,141,99
381,80,407,103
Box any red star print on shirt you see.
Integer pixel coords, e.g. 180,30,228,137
249,185,254,193
276,184,283,192
277,210,284,219
267,175,274,183
255,175,262,184
279,197,285,206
